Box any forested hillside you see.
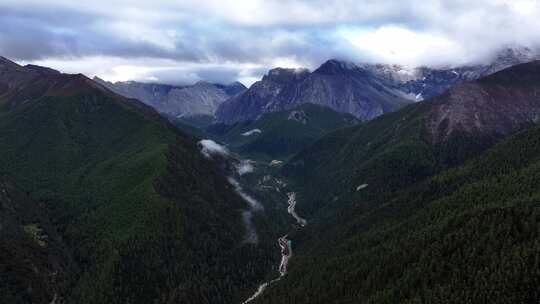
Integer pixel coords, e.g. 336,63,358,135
0,58,272,304
208,103,358,160
256,118,540,304
285,61,540,216
3,1,540,303
250,61,540,303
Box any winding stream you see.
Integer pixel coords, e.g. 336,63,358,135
242,192,306,304
286,192,307,227
197,140,307,303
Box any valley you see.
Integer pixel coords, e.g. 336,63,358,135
188,59,540,304
195,137,309,303
242,192,308,304
4,1,540,303
2,42,540,304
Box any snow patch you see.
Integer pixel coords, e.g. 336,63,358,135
242,129,262,136
269,160,283,166
397,68,415,76
356,184,369,191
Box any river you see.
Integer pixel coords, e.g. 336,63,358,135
242,192,306,304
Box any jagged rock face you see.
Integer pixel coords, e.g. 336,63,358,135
397,67,478,101
425,61,540,142
217,48,538,125
215,81,248,96
215,68,311,123
93,79,179,107
166,82,232,117
216,62,411,124
297,61,411,119
95,78,246,118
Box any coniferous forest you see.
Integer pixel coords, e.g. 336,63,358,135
2,2,540,303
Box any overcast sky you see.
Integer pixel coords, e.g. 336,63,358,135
1,0,539,86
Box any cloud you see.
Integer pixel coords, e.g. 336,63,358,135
340,26,463,66
2,0,540,85
236,160,256,176
199,139,230,158
227,177,263,211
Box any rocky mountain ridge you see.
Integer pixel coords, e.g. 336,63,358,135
94,77,246,118
363,46,540,101
216,47,540,124
216,61,411,124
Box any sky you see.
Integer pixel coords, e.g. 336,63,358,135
1,0,539,86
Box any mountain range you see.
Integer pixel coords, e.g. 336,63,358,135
215,61,412,124
364,46,540,101
89,47,539,127
94,77,246,118
2,46,540,304
253,60,540,303
217,47,539,124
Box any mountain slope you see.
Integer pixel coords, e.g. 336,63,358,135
258,123,540,303
248,60,540,303
95,77,246,118
285,61,540,214
0,57,268,304
0,176,77,304
216,61,412,124
427,61,540,141
209,103,359,160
